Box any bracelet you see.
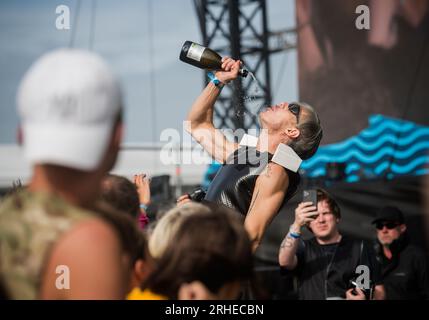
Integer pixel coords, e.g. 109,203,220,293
207,71,224,88
139,203,149,211
288,226,301,239
289,231,301,239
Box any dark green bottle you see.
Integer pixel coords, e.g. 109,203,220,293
179,40,248,78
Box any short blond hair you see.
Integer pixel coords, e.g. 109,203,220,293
148,202,210,258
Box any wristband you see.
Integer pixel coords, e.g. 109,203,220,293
289,231,301,239
288,226,301,239
139,203,149,211
207,71,224,88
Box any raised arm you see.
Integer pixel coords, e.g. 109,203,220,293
185,58,240,163
244,163,289,252
278,202,317,269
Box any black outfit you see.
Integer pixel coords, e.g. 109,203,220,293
204,146,300,215
374,234,428,300
284,236,382,300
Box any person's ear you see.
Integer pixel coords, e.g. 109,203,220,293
399,224,407,234
285,127,300,139
133,259,150,284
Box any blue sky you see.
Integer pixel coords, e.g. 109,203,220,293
0,0,297,144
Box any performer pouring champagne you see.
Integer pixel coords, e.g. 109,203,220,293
184,57,323,251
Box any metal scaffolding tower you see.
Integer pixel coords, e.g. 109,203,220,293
193,0,296,131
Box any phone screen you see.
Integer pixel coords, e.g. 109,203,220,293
303,190,318,218
303,189,317,206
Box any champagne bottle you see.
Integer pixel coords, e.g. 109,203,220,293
179,40,248,78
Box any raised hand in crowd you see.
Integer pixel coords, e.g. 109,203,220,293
134,173,151,228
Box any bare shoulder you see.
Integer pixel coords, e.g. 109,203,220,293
58,218,119,249
257,162,289,188
40,218,123,299
48,218,122,270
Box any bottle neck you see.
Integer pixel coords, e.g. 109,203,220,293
238,68,248,78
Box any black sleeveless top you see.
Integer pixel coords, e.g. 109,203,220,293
204,146,300,216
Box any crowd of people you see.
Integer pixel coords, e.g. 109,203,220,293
278,190,428,300
0,48,427,300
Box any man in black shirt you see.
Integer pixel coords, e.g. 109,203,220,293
278,189,385,300
372,206,428,300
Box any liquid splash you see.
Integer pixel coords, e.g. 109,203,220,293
236,70,267,118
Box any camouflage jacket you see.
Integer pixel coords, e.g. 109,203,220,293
0,189,97,299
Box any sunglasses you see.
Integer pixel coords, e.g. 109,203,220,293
375,222,400,230
288,103,301,124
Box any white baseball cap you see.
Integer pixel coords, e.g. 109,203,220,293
17,48,123,171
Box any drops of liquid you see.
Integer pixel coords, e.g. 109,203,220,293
235,109,245,117
248,71,263,92
237,70,266,118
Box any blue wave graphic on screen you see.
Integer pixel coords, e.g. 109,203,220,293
315,129,429,153
301,115,429,182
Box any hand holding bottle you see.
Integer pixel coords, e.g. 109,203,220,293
179,41,248,77
214,57,242,84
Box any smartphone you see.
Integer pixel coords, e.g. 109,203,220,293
303,189,318,217
303,189,317,206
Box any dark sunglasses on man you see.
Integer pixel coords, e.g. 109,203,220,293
375,221,400,230
288,103,301,124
